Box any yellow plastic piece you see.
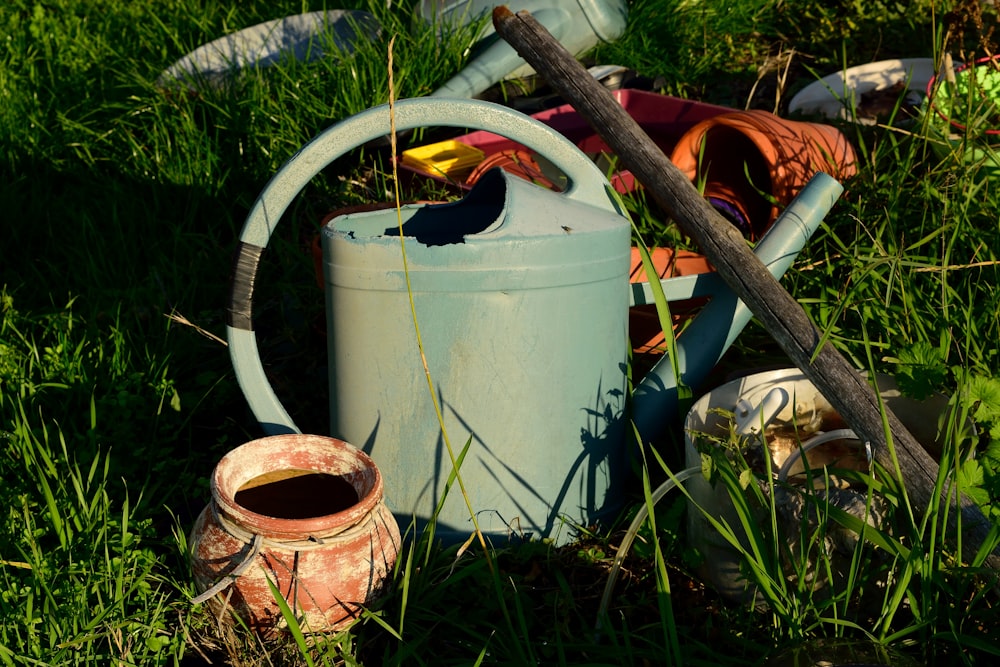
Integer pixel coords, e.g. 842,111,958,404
400,140,485,179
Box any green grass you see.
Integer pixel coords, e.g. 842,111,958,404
4,0,1000,664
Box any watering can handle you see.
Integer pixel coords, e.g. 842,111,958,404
227,98,622,434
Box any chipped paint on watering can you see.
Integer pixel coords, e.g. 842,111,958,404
189,434,400,635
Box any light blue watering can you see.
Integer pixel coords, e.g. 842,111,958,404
227,98,843,545
158,1,626,98
424,0,629,99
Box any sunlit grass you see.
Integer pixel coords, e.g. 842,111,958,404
4,0,1000,664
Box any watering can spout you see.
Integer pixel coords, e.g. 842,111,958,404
427,0,628,99
628,172,844,446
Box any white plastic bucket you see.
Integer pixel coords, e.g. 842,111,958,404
683,367,969,601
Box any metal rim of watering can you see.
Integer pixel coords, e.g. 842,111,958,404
226,98,625,435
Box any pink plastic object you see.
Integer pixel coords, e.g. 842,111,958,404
399,89,734,193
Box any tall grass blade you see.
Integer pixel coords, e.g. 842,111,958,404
386,35,491,563
264,575,316,667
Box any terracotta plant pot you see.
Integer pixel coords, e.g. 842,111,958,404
628,246,712,355
465,149,561,190
669,110,857,239
189,434,400,636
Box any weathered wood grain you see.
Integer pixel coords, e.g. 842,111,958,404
493,6,998,569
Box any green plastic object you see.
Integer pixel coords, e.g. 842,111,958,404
925,56,1000,179
226,98,842,545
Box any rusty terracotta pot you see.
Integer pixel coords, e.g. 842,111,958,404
189,434,400,635
669,109,857,240
628,246,713,355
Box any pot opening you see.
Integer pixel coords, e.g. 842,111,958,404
696,126,773,238
234,469,361,520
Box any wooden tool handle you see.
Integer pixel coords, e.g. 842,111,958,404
493,6,998,569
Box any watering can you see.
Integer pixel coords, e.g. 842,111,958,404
227,98,843,545
424,0,629,99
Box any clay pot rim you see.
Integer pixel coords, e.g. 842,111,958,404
211,434,384,539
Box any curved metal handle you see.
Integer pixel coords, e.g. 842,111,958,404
227,98,620,434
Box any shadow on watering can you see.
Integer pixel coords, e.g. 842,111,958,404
415,371,629,540
226,98,844,546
